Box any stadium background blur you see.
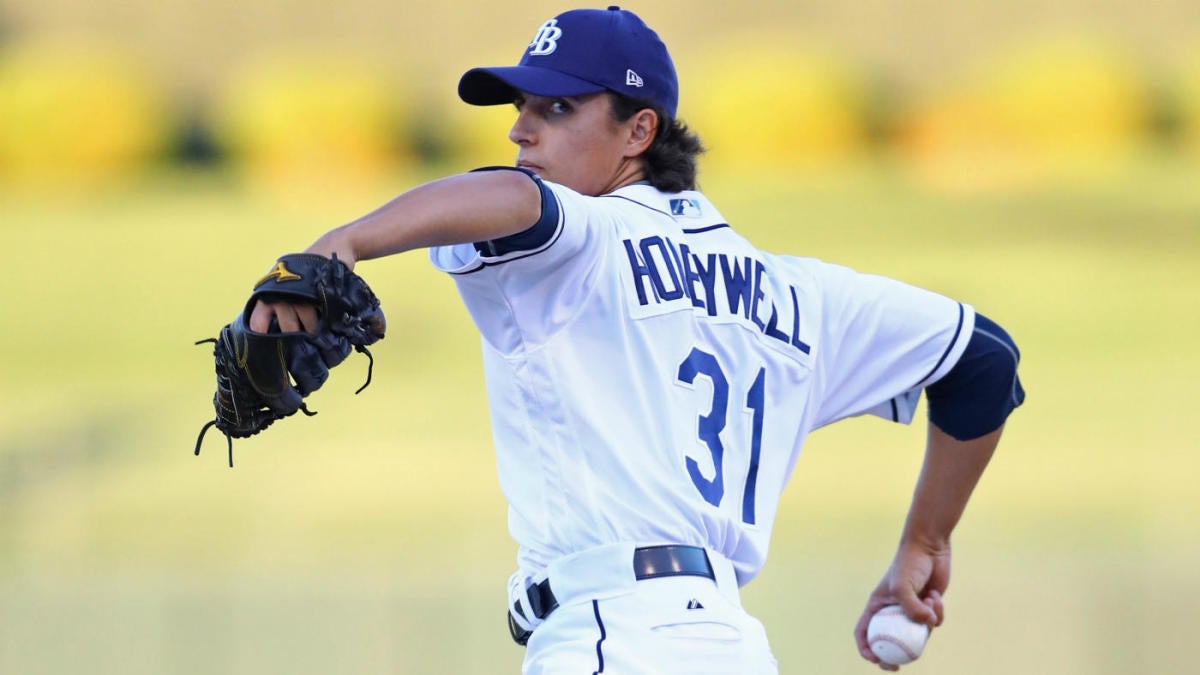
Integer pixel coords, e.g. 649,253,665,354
1,1,1198,673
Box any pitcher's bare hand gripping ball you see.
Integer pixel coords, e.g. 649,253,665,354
194,253,385,466
868,605,930,666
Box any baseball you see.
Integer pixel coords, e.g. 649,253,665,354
867,605,930,666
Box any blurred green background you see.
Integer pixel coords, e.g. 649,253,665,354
2,1,1198,673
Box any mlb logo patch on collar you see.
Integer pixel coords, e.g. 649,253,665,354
670,198,702,218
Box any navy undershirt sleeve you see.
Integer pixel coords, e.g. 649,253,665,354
925,312,1026,440
469,166,561,257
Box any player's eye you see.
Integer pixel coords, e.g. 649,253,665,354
549,99,572,114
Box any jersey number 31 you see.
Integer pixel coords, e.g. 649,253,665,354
677,347,765,525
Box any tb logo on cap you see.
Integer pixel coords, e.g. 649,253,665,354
528,19,563,56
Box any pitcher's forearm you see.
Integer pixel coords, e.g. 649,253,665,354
305,171,542,265
901,424,1002,547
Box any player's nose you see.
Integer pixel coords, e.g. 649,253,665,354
509,109,536,146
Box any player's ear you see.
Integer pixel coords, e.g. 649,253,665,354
624,107,659,157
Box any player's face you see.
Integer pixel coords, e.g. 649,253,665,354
509,92,645,196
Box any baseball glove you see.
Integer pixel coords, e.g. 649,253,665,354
194,253,386,466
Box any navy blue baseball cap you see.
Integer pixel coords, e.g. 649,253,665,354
458,6,679,118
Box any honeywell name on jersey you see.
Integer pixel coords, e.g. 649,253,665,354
622,234,812,359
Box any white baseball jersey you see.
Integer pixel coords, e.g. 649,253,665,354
430,181,974,586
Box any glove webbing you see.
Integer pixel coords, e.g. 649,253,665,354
191,338,375,467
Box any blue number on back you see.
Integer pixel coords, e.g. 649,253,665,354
742,368,765,525
677,348,727,508
677,349,766,524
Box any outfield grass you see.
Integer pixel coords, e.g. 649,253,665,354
1,158,1197,673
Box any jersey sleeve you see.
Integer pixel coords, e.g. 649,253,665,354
808,260,975,430
428,168,587,270
428,175,616,354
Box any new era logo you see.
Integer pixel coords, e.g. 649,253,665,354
626,69,644,87
686,599,704,610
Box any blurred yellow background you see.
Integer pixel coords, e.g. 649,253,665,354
1,1,1198,673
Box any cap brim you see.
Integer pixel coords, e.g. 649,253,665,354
458,66,607,106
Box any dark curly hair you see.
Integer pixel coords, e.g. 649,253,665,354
608,93,705,192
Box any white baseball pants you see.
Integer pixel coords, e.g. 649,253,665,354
518,544,779,674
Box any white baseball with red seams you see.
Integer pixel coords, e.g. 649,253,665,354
867,605,930,666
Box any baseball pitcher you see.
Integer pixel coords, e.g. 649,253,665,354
202,6,1025,673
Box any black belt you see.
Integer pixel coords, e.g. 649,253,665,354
508,545,715,645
